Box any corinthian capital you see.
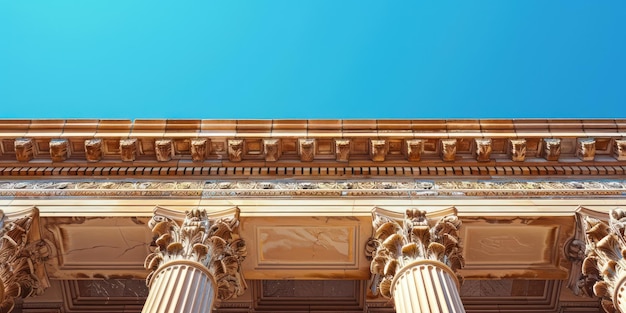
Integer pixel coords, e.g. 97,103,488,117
144,207,247,301
0,207,50,313
367,207,464,298
581,208,626,313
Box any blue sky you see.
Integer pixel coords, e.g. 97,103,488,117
0,1,624,119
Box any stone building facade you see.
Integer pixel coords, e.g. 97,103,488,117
1,119,626,312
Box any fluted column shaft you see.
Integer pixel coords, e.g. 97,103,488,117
142,260,216,313
392,260,465,313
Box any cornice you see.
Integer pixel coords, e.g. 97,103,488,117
0,119,624,179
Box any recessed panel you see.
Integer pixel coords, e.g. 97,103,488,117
43,216,153,279
463,225,557,266
257,226,356,267
58,225,151,267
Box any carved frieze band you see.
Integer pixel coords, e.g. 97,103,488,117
367,207,464,298
579,208,626,313
0,207,50,313
144,207,247,301
0,180,625,199
6,137,626,163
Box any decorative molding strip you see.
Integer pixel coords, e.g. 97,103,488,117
0,119,624,166
0,180,624,199
0,164,625,179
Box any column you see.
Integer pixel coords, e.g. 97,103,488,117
368,207,465,313
142,208,247,313
391,260,464,313
0,207,50,313
141,261,216,313
580,208,626,313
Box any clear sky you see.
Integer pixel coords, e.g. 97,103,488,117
0,1,624,119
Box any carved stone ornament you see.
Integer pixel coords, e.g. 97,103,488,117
543,138,561,161
298,139,315,162
0,207,50,313
191,138,210,162
404,139,424,162
335,139,350,162
14,138,34,162
367,207,464,299
144,207,247,301
509,139,527,162
120,139,138,162
49,139,70,162
614,140,626,161
580,208,626,313
228,140,244,162
84,139,102,162
155,139,173,162
474,138,492,162
370,139,388,162
577,139,596,161
566,207,607,297
440,139,457,162
263,139,281,162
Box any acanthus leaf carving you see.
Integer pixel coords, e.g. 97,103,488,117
566,207,606,297
613,140,626,161
49,139,70,162
509,139,527,162
84,139,103,162
154,139,173,162
191,138,210,162
368,207,464,299
227,140,244,162
577,139,596,161
335,139,350,162
145,207,247,301
0,207,50,313
14,138,34,162
404,139,424,162
298,139,315,162
370,139,387,162
263,139,281,162
543,138,561,161
580,207,626,313
474,138,492,162
440,139,457,162
120,139,138,162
